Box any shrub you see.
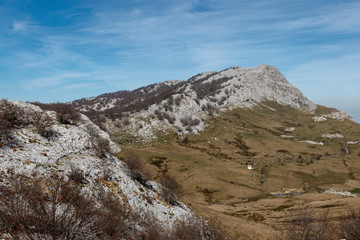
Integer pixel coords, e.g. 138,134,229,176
0,118,13,140
154,110,164,121
159,174,182,205
50,103,81,125
87,124,112,158
339,210,360,240
0,174,132,239
68,167,86,184
180,116,200,127
31,111,58,139
0,100,26,127
122,156,151,187
93,135,112,158
276,208,335,240
123,119,131,126
0,100,43,141
174,97,182,106
137,216,227,240
173,217,226,240
0,100,26,140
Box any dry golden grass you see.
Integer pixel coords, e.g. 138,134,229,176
115,102,360,239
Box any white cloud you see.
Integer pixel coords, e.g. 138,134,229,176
22,72,90,91
12,21,27,32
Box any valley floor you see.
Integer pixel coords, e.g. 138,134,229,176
114,103,360,239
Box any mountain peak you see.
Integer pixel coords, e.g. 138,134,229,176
72,65,317,139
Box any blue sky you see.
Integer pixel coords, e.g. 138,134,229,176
1,0,359,122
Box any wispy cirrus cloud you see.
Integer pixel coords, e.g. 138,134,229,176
0,0,359,120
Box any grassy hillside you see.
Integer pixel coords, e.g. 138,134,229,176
115,102,360,239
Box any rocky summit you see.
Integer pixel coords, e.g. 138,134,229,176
71,64,321,140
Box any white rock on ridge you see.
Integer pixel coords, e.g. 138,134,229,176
321,133,344,139
299,140,324,146
324,188,357,198
281,135,294,139
285,127,295,132
77,64,317,140
0,101,191,228
313,110,354,122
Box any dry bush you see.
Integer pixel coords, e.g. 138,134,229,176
93,136,111,158
339,210,360,240
0,100,25,140
38,103,82,125
159,174,182,205
180,116,200,128
174,96,182,106
137,217,227,240
276,208,335,240
0,174,135,240
68,167,86,184
31,111,58,139
0,118,13,141
122,156,151,187
93,188,133,239
173,217,227,240
136,224,170,240
87,125,112,158
0,100,26,127
123,118,131,126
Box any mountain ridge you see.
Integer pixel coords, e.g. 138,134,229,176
71,64,352,141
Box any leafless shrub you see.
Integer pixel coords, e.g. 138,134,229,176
0,174,134,239
186,126,193,132
275,208,335,240
122,156,151,187
162,112,176,124
68,167,86,184
218,96,227,105
123,118,131,126
174,96,182,106
159,174,182,205
93,135,111,158
208,97,217,103
154,110,164,121
339,210,360,240
94,188,133,239
173,217,227,240
0,118,13,141
201,103,218,116
137,216,227,240
180,116,200,128
31,111,58,139
0,100,26,127
38,103,81,125
87,124,112,158
340,141,351,155
167,96,174,106
0,100,26,140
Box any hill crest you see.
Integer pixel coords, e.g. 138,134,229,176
70,64,350,140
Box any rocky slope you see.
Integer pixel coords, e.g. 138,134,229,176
71,64,319,139
71,64,354,142
0,101,191,230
